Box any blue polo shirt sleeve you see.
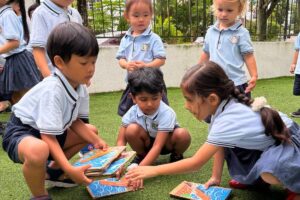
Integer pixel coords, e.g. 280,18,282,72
207,117,239,148
294,33,300,51
156,109,176,132
202,28,211,54
238,29,253,55
29,11,49,48
152,35,166,59
116,36,127,60
36,89,65,135
2,11,21,40
121,106,136,126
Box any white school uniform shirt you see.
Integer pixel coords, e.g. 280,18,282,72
203,20,254,86
207,99,293,150
294,32,300,75
29,0,82,73
122,101,178,138
0,5,26,58
13,68,89,135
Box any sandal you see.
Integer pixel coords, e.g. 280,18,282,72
45,165,77,188
286,190,298,200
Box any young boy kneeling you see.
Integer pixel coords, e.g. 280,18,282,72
117,67,191,169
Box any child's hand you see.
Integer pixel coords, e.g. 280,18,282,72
128,178,144,190
93,138,108,150
245,76,257,93
126,61,138,71
125,166,158,181
203,177,221,189
134,61,146,68
67,165,92,185
290,64,296,74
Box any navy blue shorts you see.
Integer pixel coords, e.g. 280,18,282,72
293,74,300,96
2,113,67,163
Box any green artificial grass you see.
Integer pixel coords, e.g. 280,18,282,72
0,76,299,200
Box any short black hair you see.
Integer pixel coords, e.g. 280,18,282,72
47,22,99,66
128,67,164,96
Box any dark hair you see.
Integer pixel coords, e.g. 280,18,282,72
125,0,152,14
128,67,164,96
47,22,99,66
7,0,30,43
27,2,39,19
181,61,291,144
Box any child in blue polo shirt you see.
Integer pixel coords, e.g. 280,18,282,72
116,0,169,116
289,32,300,118
29,0,82,78
199,0,258,96
126,62,300,200
116,67,191,172
2,22,108,200
199,0,259,188
0,0,40,106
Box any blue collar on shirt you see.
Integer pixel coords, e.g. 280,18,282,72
0,5,12,16
43,0,73,16
125,26,152,38
212,20,243,32
53,68,85,102
136,102,160,120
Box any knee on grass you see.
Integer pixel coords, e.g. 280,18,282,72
125,124,146,140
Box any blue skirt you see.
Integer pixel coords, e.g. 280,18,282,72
226,122,300,192
0,50,41,93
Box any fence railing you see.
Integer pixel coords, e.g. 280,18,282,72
84,0,299,43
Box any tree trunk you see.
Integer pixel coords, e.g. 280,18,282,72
257,0,268,41
77,0,88,27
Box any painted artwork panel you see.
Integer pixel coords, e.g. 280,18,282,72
170,181,231,200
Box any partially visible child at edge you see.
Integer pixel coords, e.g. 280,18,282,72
289,32,300,118
126,62,300,200
29,0,94,157
2,22,108,200
198,0,259,188
116,0,169,117
29,0,82,78
0,0,40,109
199,0,258,97
116,68,191,179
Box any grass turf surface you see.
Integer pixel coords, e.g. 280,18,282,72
0,76,299,200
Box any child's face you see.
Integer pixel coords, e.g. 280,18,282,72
214,0,241,28
55,54,97,88
125,2,152,35
182,89,219,121
132,91,162,115
51,0,74,8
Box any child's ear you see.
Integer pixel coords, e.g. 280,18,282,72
130,93,137,104
124,12,130,22
53,55,64,70
207,93,220,106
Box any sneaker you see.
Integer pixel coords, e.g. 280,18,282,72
126,155,144,171
228,179,249,189
228,179,270,190
286,189,297,200
291,109,300,118
131,155,144,165
45,167,77,188
169,153,183,163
